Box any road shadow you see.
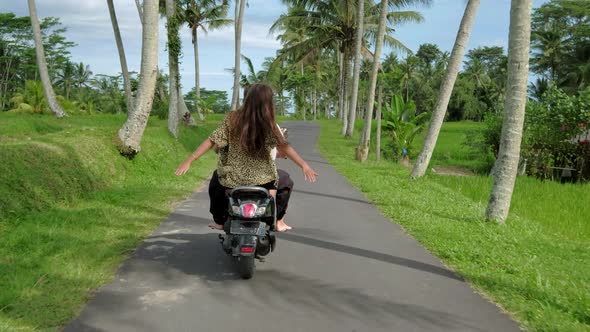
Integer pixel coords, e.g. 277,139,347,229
134,216,461,283
292,189,371,205
279,232,462,281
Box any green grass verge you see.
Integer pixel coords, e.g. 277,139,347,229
352,119,488,172
412,121,491,172
0,113,218,331
317,119,590,332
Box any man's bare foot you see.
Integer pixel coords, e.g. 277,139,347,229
208,223,224,230
276,219,292,232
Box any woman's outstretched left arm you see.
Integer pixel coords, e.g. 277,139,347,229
278,144,318,182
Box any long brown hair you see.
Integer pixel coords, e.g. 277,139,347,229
229,83,286,159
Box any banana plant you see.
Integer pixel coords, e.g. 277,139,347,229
382,94,430,162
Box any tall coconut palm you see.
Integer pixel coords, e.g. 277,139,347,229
398,55,418,102
486,0,532,223
182,0,231,107
260,56,289,115
166,0,180,138
271,13,313,118
410,0,480,178
74,62,92,96
54,61,75,100
375,82,383,161
356,0,388,160
27,0,66,117
158,0,197,127
116,0,159,156
345,0,365,137
230,0,246,110
107,0,134,116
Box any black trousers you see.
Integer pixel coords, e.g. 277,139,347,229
208,169,294,225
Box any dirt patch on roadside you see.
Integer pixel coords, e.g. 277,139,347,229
431,165,475,176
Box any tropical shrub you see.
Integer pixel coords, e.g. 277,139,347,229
382,95,429,161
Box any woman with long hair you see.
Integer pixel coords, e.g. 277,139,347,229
175,83,317,231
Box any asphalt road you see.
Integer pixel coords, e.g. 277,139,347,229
64,121,520,332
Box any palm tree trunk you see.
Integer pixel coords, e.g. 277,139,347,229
341,47,350,136
178,87,197,125
135,0,144,24
192,29,204,120
230,0,246,110
375,84,383,161
411,0,480,178
485,0,532,223
0,57,13,109
346,0,364,137
116,0,159,156
303,91,307,121
166,0,179,138
338,51,344,120
107,0,134,116
312,88,317,120
280,89,286,116
406,81,409,103
357,0,387,161
27,0,66,118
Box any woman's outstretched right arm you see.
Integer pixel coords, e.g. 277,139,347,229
175,139,214,176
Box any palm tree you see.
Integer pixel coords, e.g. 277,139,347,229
398,55,418,103
357,0,388,161
239,54,264,87
74,62,92,96
181,0,231,104
410,0,480,178
528,77,548,101
107,0,134,115
54,61,75,100
230,0,246,110
531,20,566,82
260,56,289,115
346,0,365,138
382,52,398,72
375,81,384,161
486,0,532,223
27,0,66,117
166,0,180,138
271,15,313,119
116,0,160,156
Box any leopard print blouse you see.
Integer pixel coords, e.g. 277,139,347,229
209,113,279,188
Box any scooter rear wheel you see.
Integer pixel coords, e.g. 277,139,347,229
237,256,255,279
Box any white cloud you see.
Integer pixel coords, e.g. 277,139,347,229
200,22,280,50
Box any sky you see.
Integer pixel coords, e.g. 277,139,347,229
3,0,548,97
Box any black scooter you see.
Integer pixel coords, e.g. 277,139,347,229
219,187,277,279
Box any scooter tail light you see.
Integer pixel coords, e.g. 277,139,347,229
240,203,257,218
241,246,254,253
